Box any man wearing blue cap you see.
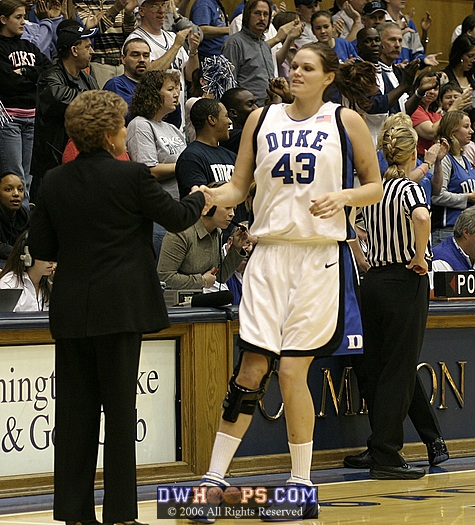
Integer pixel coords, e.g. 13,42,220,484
361,0,388,29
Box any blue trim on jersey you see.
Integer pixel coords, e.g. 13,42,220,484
237,242,364,358
335,106,356,240
332,241,364,356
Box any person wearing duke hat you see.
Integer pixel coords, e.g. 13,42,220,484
30,22,99,201
294,0,321,46
362,1,388,29
55,24,98,52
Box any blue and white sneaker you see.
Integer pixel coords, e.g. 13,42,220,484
260,482,320,521
188,476,230,524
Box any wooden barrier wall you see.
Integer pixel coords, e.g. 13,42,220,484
0,304,475,498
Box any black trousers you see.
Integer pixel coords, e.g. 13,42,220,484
53,332,142,522
351,358,442,446
361,265,429,467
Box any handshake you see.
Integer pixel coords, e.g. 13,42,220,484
190,184,221,215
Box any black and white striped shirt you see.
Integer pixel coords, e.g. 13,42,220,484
363,177,431,267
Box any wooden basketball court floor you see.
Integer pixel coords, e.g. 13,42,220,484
1,459,475,525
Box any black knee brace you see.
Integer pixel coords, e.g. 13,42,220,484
222,353,277,423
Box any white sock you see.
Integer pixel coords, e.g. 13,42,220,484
205,432,242,481
287,441,313,486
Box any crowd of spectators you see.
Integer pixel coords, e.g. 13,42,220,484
1,0,475,309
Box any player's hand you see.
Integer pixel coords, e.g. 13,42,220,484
309,191,347,219
191,184,213,214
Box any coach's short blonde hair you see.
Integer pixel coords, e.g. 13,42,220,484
65,90,128,153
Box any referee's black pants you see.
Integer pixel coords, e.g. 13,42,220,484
351,359,442,446
361,264,429,467
53,332,142,522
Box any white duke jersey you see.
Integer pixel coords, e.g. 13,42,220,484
251,102,356,242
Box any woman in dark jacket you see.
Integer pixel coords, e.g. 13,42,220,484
28,90,209,525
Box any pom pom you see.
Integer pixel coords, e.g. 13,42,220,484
201,55,238,99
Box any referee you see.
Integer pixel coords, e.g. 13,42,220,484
361,121,431,480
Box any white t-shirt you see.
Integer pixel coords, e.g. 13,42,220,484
126,116,187,200
0,271,48,312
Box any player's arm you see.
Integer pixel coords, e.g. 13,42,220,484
309,108,382,218
206,108,263,207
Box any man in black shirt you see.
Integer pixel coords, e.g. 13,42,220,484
220,87,258,154
176,98,236,199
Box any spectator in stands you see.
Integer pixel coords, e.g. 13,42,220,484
190,0,229,59
438,82,467,115
361,0,387,30
206,225,256,304
127,70,185,198
127,70,186,256
222,0,275,106
461,13,475,40
0,230,53,311
125,0,200,130
311,10,358,62
294,0,319,46
452,2,475,43
0,172,29,263
0,0,51,207
271,10,301,78
103,38,151,109
184,54,237,142
432,110,475,245
158,200,247,290
411,72,442,160
384,0,439,67
377,22,437,116
74,0,137,87
30,24,98,198
176,98,236,199
23,0,63,60
355,27,434,144
433,206,475,271
28,89,208,525
443,34,475,94
332,0,365,41
220,87,258,154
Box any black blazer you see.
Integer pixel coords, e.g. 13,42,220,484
28,150,204,339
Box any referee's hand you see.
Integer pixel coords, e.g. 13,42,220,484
406,256,428,275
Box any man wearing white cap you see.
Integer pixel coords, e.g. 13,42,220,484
294,0,320,46
125,0,200,130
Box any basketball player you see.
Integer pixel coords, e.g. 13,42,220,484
195,43,383,521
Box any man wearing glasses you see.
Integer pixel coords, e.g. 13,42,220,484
125,0,200,130
222,0,274,106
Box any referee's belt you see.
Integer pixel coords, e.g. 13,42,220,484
92,56,122,66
